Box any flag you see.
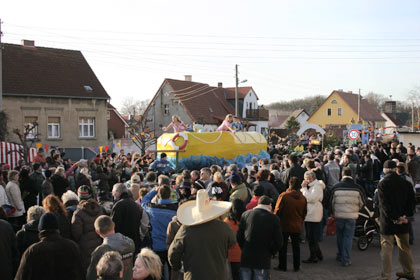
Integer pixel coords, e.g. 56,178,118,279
132,137,136,141
117,142,121,148
105,145,109,152
99,146,103,153
44,144,49,154
36,143,42,149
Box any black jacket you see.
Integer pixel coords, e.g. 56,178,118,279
237,207,282,269
111,192,143,252
15,230,83,280
377,172,416,235
16,220,41,255
282,164,305,187
0,220,19,280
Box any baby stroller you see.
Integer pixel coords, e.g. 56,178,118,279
355,197,380,251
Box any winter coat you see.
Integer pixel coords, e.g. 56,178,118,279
55,211,71,239
377,172,416,235
16,219,41,255
251,181,279,202
141,190,177,252
301,179,325,222
15,230,84,280
0,219,19,280
86,233,135,280
30,171,44,198
224,218,242,263
71,199,104,269
97,172,111,193
20,177,38,210
237,207,283,269
328,177,365,220
169,219,236,280
65,200,79,223
282,164,306,187
51,174,70,199
5,180,25,217
113,192,144,252
75,173,91,189
166,216,182,248
323,161,341,188
274,188,307,233
246,196,262,210
41,178,54,198
229,183,249,202
0,184,10,205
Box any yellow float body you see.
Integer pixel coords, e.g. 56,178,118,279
156,131,269,170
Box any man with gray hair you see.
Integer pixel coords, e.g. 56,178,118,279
376,160,416,280
112,183,145,253
96,251,123,280
16,206,46,255
87,215,134,280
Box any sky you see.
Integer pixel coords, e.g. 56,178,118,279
2,0,420,110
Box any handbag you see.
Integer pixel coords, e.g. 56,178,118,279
326,217,336,236
2,204,16,216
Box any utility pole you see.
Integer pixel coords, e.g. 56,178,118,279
235,64,238,117
412,102,415,132
0,19,3,111
357,88,361,123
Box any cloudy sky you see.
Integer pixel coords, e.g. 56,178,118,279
3,0,420,109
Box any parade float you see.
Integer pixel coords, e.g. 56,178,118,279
156,131,269,170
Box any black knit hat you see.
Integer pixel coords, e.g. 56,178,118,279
38,212,59,231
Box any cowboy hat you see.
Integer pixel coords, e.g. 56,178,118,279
177,189,232,226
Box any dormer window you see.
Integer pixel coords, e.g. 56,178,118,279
331,99,337,104
84,85,93,92
209,107,214,113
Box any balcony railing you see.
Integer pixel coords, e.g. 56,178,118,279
246,109,269,120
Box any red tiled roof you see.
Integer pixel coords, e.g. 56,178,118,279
334,91,385,122
269,114,289,128
225,87,256,100
166,79,234,124
2,43,109,99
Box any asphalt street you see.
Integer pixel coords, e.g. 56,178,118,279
271,209,420,280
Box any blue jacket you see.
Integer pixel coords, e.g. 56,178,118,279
141,190,177,252
149,159,173,174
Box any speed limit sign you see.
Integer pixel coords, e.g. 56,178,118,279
348,129,360,140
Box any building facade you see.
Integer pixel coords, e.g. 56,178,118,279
2,41,110,149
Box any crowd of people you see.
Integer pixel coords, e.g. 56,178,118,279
0,136,418,280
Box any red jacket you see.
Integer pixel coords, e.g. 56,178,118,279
245,196,262,210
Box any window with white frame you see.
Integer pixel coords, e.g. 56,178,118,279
164,104,169,115
24,116,38,139
79,117,95,138
47,117,60,139
338,108,342,116
327,108,332,116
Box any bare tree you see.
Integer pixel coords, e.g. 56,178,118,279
365,92,388,112
407,87,420,131
127,115,156,156
9,121,40,165
119,98,150,117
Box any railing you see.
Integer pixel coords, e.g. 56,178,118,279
246,109,269,120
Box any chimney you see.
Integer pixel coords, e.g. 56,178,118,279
218,82,223,88
184,75,192,82
338,89,343,92
21,40,35,48
384,101,396,114
348,90,353,94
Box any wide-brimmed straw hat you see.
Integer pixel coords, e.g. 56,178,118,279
177,189,232,226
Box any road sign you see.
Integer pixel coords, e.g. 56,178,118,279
348,129,360,140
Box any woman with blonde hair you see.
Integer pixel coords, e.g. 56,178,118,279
163,115,186,133
132,248,162,280
43,194,71,239
216,114,236,133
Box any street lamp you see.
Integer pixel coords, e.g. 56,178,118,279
235,64,247,117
